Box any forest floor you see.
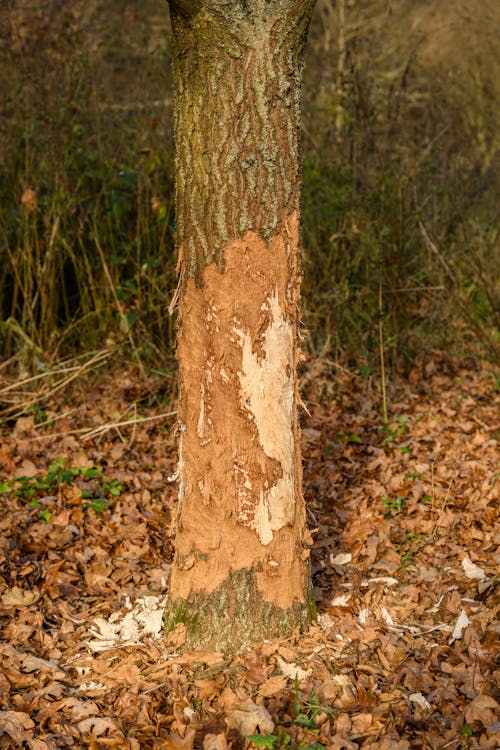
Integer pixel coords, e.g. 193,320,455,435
0,353,498,749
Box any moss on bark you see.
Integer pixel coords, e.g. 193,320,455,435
163,567,315,654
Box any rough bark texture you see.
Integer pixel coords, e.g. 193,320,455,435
165,0,316,653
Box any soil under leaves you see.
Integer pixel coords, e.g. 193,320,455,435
0,355,498,749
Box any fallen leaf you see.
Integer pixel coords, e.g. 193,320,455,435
77,716,118,736
226,700,274,738
331,553,352,565
257,674,288,697
164,728,196,750
461,556,486,580
358,608,370,625
242,650,274,683
351,712,373,733
464,695,499,726
329,594,351,607
86,594,167,651
409,693,432,711
1,587,41,608
21,188,37,212
99,661,142,688
203,734,228,750
380,607,395,626
0,710,34,744
22,654,65,677
61,698,100,722
372,739,410,750
449,609,470,644
335,712,352,735
361,577,398,587
276,656,312,682
14,458,38,477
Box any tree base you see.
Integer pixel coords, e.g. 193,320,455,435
163,568,316,654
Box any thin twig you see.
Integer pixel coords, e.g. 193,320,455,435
32,409,78,429
378,264,388,424
0,348,115,420
82,411,176,440
127,403,138,449
0,348,114,396
93,225,147,380
24,411,177,442
419,222,456,285
384,285,445,294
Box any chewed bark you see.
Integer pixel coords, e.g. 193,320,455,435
171,211,310,611
237,287,295,544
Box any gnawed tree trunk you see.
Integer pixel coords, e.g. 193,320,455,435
164,0,316,653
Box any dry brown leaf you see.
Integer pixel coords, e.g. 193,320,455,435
367,739,410,750
21,188,37,212
461,556,486,580
242,650,274,683
1,587,41,608
409,692,432,712
22,654,65,678
99,661,142,689
203,733,228,750
351,712,373,734
335,712,352,736
27,740,52,750
218,686,240,712
449,609,470,643
0,710,34,744
170,650,224,667
14,457,38,475
164,727,196,750
464,694,499,726
276,656,311,681
194,678,221,700
61,697,100,722
226,700,274,738
257,674,288,698
77,716,119,736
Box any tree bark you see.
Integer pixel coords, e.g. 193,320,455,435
164,0,316,653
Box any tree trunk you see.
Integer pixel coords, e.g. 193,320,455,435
164,0,316,653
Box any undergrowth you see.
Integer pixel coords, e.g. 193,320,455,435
0,457,123,522
0,0,498,375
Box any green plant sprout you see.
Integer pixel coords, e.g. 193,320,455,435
0,458,123,520
381,495,407,517
380,416,408,446
248,678,334,749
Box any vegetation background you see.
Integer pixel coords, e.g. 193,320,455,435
1,0,498,376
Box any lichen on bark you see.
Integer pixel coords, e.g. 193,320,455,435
169,0,315,281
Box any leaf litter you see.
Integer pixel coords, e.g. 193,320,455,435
0,355,498,748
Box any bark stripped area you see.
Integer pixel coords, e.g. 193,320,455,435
165,0,315,651
168,214,314,651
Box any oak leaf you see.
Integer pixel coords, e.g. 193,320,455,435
464,695,499,726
